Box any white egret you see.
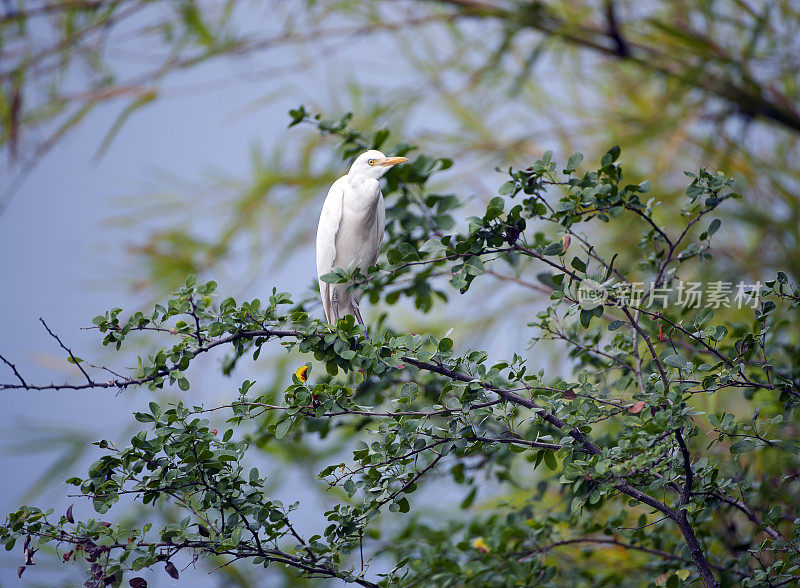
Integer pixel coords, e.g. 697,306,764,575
316,150,408,325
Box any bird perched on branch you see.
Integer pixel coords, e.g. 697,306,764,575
316,150,408,325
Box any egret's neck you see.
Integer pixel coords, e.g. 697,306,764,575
348,170,383,181
342,174,381,208
346,174,381,189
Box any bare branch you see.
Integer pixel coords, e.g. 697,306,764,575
674,427,693,507
0,352,27,387
39,318,93,385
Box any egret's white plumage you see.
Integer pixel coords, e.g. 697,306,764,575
316,150,408,324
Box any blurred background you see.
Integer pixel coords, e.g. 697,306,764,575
1,1,798,585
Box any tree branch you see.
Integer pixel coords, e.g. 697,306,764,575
39,317,93,385
674,427,693,507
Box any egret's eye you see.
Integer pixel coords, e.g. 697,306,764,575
367,159,375,166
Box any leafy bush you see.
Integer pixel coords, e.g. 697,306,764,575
2,112,799,588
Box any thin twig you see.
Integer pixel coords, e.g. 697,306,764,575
39,318,93,385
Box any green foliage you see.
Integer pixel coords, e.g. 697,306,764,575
3,113,800,588
4,3,800,585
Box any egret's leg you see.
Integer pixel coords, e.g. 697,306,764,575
351,300,371,341
331,290,340,322
350,294,365,326
352,305,364,326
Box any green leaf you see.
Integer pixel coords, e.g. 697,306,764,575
498,181,516,196
372,128,389,149
608,320,625,331
397,241,419,261
663,354,688,369
536,272,558,289
320,271,347,284
542,242,564,256
274,418,293,440
565,152,583,172
463,256,485,276
707,219,721,236
449,271,468,292
419,238,446,256
288,106,308,127
543,451,557,471
694,307,714,327
601,145,621,166
730,439,756,454
460,487,477,509
485,196,505,219
437,157,454,170
571,257,586,272
386,248,402,265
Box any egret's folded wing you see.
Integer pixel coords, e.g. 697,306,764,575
372,190,386,267
316,179,345,323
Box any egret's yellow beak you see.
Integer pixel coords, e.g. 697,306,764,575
377,156,408,167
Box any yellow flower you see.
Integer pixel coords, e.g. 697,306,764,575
295,366,308,383
472,537,489,554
